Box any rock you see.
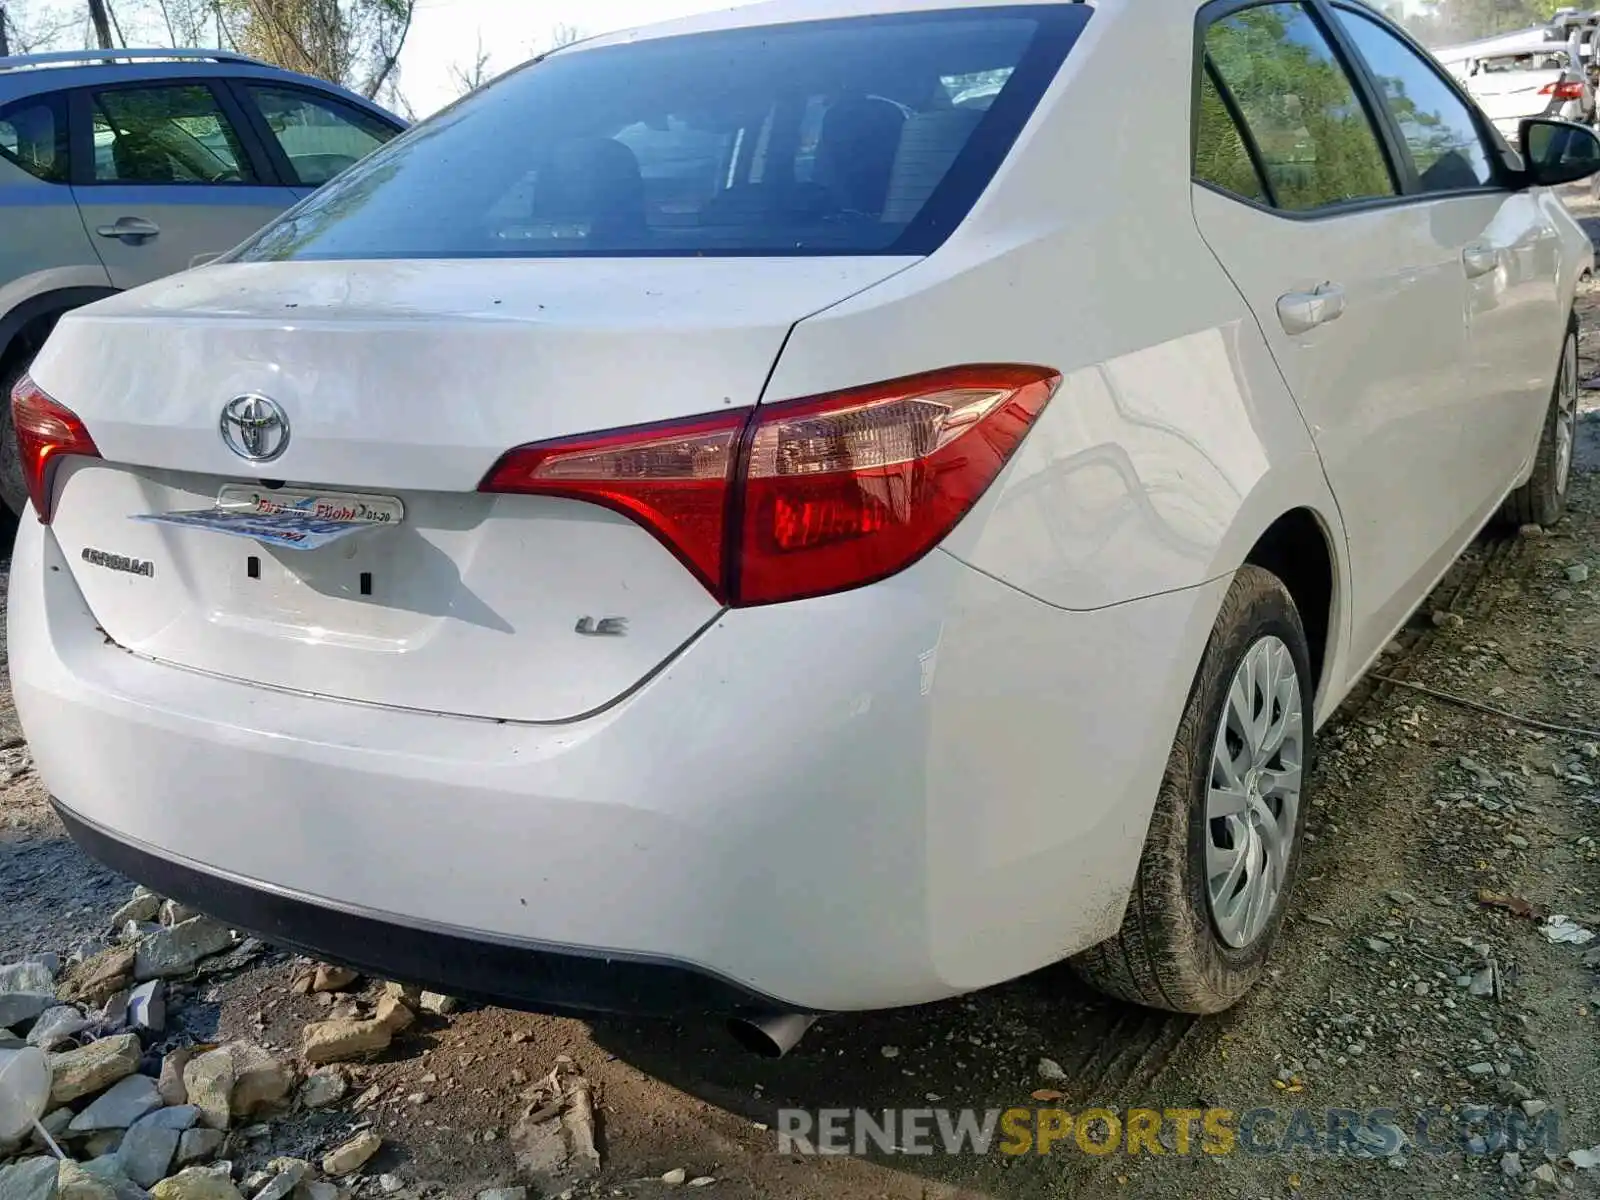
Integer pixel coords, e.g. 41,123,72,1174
371,998,412,1036
321,1131,381,1177
158,1048,202,1108
26,1007,89,1052
298,1185,339,1200
150,1168,244,1200
300,1020,390,1066
1519,523,1545,538
687,1179,715,1189
1468,967,1496,998
225,1043,293,1118
1432,611,1465,629
1037,1058,1067,1083
134,920,233,982
879,1046,899,1059
375,1177,402,1196
68,1074,164,1132
1505,834,1530,849
158,903,199,929
381,984,421,1006
117,1114,183,1188
1387,889,1417,906
183,1048,236,1130
250,1160,307,1200
417,994,456,1016
125,984,164,1035
175,1129,224,1166
0,1158,58,1200
1532,1163,1559,1186
1567,564,1590,584
475,1191,525,1200
1503,1152,1524,1179
110,895,162,930
1522,1099,1550,1117
49,1034,142,1106
296,1071,346,1110
81,1133,123,1158
57,949,136,1008
309,967,357,994
1467,1062,1495,1076
56,1162,116,1200
1365,938,1393,954
660,1169,687,1186
0,963,57,1030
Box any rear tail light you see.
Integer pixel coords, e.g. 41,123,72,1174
481,364,1059,606
1541,80,1587,99
10,374,100,525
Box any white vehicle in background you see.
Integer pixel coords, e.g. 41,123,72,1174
1436,27,1596,137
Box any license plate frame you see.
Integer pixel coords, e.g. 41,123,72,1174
130,486,405,552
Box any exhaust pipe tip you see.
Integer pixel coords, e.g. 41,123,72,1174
727,1012,817,1058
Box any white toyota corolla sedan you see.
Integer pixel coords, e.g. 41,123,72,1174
9,0,1599,1055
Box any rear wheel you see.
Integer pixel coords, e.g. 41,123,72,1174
1073,565,1312,1014
1500,316,1579,529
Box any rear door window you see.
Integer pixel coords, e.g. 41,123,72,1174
229,6,1090,262
89,84,257,184
0,94,69,182
1331,6,1495,193
1201,3,1396,212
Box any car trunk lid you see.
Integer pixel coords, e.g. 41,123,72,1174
33,256,911,723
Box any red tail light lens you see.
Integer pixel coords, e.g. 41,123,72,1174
10,374,100,525
1541,81,1586,99
479,364,1059,607
736,365,1059,604
478,410,748,596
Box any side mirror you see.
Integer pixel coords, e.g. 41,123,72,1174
1519,117,1600,186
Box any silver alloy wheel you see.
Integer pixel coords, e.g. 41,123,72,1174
1555,331,1579,498
1205,635,1304,949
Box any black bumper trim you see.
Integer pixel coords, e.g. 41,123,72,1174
54,799,804,1020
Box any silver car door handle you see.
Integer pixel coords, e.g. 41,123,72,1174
1276,282,1346,335
95,217,161,244
1463,243,1500,278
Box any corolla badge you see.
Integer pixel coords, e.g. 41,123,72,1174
219,394,291,463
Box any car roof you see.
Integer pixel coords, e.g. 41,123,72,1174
0,48,397,120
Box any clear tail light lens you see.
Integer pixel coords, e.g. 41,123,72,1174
479,364,1059,606
10,374,100,525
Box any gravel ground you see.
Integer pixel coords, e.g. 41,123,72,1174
5,226,1600,1200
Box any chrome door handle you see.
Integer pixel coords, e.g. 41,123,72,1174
1276,282,1346,335
1463,242,1500,278
95,217,160,244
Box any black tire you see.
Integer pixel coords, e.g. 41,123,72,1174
1072,565,1314,1014
1500,314,1579,530
0,354,30,523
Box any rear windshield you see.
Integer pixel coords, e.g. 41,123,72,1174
229,6,1088,262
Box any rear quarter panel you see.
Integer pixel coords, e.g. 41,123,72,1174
766,1,1349,659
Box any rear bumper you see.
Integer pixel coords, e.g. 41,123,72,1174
11,515,1228,1013
54,799,784,1018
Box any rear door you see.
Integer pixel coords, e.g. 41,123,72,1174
1190,1,1478,673
1327,5,1562,517
69,80,295,286
225,81,401,200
